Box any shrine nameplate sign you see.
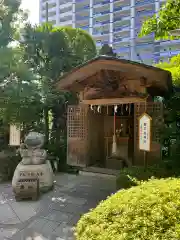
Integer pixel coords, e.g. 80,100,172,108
139,113,152,152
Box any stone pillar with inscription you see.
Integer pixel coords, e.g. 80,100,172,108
12,132,54,193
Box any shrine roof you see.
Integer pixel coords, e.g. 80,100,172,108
56,55,173,98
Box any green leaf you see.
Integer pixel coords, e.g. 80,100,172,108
139,0,180,40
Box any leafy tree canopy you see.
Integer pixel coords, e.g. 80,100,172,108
21,23,97,80
58,26,97,64
139,0,180,39
0,0,40,124
20,23,97,112
155,54,180,87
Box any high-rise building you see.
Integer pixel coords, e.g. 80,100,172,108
39,0,180,65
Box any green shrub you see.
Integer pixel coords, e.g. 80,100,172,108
116,164,176,189
75,178,180,240
116,172,140,189
0,150,21,181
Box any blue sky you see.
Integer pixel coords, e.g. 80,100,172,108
21,0,39,24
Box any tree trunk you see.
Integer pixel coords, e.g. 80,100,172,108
44,106,49,146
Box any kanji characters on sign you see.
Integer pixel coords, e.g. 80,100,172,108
139,113,151,152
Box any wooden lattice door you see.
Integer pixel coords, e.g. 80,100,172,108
134,102,163,165
67,105,88,167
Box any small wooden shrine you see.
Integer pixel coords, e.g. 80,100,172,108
57,56,172,170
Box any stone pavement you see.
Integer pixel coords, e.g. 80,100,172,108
0,173,116,240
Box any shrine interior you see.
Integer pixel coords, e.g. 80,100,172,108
87,104,134,169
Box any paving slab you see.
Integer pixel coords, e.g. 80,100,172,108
10,201,41,222
0,173,116,240
0,204,20,225
43,210,73,223
53,223,74,240
28,218,60,235
0,228,18,239
7,227,60,240
51,201,88,215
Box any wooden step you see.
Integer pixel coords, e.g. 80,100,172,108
80,167,119,178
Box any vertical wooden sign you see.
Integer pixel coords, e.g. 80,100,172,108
139,113,152,167
9,125,20,146
139,113,152,152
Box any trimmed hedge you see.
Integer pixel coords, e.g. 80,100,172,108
116,164,176,189
75,178,180,240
